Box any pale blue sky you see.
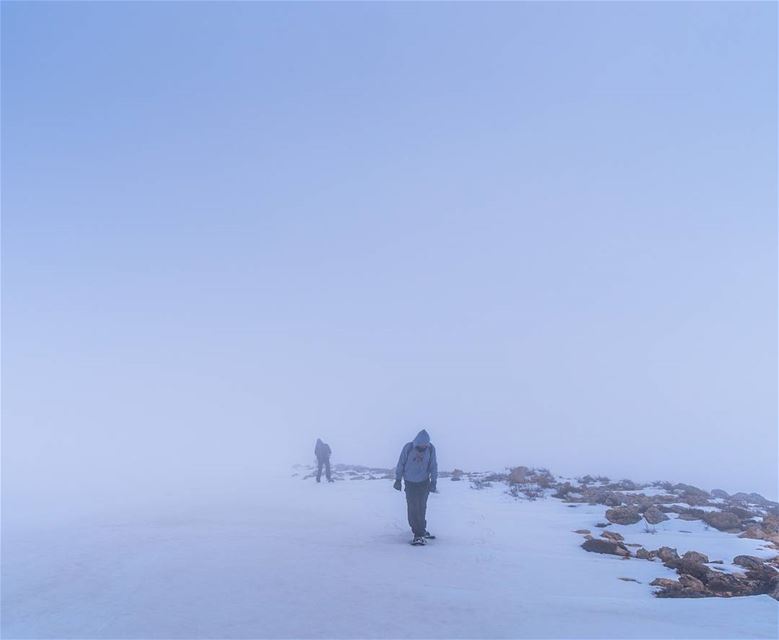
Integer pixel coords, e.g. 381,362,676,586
2,2,777,513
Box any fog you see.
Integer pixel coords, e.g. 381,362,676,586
3,1,777,530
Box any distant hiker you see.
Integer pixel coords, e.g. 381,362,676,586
314,438,333,483
394,429,438,545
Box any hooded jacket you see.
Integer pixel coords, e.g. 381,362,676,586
395,429,438,485
314,439,331,461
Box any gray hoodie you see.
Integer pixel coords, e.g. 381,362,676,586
395,429,438,485
314,438,331,461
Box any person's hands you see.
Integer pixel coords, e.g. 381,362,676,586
393,480,402,491
430,483,438,493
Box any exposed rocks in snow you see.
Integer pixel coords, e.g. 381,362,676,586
681,550,709,565
702,511,741,531
656,546,681,568
635,547,655,560
605,506,642,525
600,531,624,543
294,462,779,600
581,538,630,557
643,505,669,525
733,555,766,571
508,466,530,483
651,555,779,599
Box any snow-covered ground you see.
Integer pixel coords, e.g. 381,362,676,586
2,474,777,639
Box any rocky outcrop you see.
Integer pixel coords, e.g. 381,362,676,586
601,531,624,543
635,547,655,560
649,551,779,599
733,555,765,571
643,505,669,524
681,551,709,565
702,511,741,531
605,506,641,525
655,547,681,568
581,538,630,557
508,467,530,483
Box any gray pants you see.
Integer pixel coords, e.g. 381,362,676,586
405,480,430,536
316,457,331,482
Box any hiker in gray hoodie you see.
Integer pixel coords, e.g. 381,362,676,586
314,438,333,483
394,429,438,544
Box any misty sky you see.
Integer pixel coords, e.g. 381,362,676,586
2,2,777,517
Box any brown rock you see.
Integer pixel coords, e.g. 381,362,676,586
681,551,709,564
581,538,630,557
677,558,715,582
601,531,625,542
739,526,768,540
650,578,679,588
635,547,654,560
573,529,591,535
509,466,530,483
703,511,741,531
656,546,681,567
678,574,706,592
733,555,765,571
643,505,670,525
605,506,641,525
762,514,779,534
706,572,745,594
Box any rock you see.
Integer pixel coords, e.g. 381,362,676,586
650,578,679,589
678,574,706,592
573,529,591,535
635,547,654,560
727,506,756,520
601,531,624,542
656,546,681,567
681,551,709,564
581,538,630,557
702,511,741,531
643,505,670,525
748,492,770,506
762,514,779,534
603,492,624,507
706,572,746,594
673,484,711,506
594,522,610,528
554,482,575,499
677,508,706,521
509,467,530,483
739,526,767,540
605,506,641,525
733,555,765,571
678,559,715,582
711,489,730,499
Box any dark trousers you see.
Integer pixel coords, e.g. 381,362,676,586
316,457,331,482
405,480,430,536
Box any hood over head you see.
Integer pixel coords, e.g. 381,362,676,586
413,429,430,446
